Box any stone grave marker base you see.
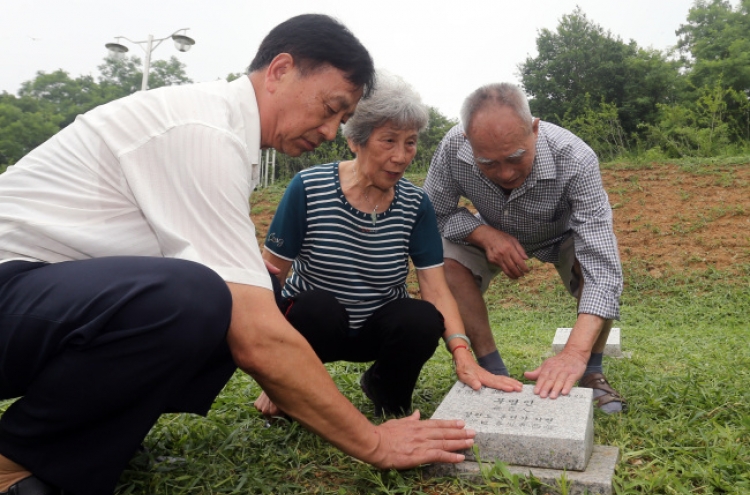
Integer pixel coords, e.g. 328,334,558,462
423,445,619,495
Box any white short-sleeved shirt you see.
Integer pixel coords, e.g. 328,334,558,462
0,76,272,290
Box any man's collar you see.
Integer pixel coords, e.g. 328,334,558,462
229,75,261,162
530,122,556,182
457,130,477,168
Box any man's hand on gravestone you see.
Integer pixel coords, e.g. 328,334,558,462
523,350,587,399
368,411,476,469
453,350,523,392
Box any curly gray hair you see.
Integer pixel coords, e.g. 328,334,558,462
460,83,533,135
342,71,429,146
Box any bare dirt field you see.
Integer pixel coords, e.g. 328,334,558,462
252,163,750,290
606,163,749,273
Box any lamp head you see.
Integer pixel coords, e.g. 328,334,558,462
105,39,129,58
172,33,195,52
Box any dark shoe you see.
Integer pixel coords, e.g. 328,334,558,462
1,476,64,495
579,372,627,414
359,366,410,418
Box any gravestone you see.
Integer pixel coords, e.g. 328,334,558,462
552,327,623,357
425,382,619,494
430,383,593,471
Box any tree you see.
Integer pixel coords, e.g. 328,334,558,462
620,47,684,136
561,96,628,161
273,128,353,181
677,0,750,93
1,55,194,171
412,106,457,171
519,8,682,143
0,93,62,167
676,0,750,143
97,55,143,98
17,70,108,127
147,56,193,89
641,78,743,158
97,55,192,99
519,8,633,126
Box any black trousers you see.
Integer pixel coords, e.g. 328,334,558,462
280,290,444,413
0,257,236,495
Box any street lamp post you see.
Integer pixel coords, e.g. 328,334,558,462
105,28,196,91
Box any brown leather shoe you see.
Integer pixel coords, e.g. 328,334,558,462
0,476,63,495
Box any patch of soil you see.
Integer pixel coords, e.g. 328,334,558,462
252,163,750,291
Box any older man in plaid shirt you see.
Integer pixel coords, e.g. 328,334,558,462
423,83,625,413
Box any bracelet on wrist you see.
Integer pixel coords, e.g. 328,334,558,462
444,333,471,352
450,344,470,356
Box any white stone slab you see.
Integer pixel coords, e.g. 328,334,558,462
552,327,622,357
424,445,619,495
430,383,593,471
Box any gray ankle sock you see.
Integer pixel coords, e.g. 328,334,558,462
585,353,604,376
477,350,509,376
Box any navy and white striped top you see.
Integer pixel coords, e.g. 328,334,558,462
265,162,443,331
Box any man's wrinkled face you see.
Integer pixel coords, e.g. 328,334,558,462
465,106,539,191
271,64,363,157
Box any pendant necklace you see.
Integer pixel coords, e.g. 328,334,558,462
354,161,379,226
363,188,379,226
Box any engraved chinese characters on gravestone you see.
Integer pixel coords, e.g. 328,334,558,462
430,383,594,470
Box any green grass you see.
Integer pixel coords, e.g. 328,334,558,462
105,261,750,494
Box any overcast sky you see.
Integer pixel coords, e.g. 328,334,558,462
3,0,698,120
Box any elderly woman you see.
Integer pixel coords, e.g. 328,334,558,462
256,73,521,418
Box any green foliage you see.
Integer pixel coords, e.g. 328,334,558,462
519,9,636,130
18,70,109,128
620,47,685,134
677,0,750,94
411,106,457,172
97,55,192,99
642,79,742,158
225,72,244,82
4,3,750,171
0,93,62,166
273,128,354,182
561,95,628,161
522,4,750,160
676,0,750,143
97,55,144,96
0,55,192,170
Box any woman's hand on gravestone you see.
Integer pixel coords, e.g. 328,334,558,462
453,350,523,392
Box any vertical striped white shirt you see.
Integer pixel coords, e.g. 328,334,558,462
0,77,271,289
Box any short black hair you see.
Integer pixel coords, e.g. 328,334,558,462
248,14,375,98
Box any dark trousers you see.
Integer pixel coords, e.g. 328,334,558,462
0,257,236,495
280,290,444,412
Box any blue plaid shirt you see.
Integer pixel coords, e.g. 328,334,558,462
423,122,622,320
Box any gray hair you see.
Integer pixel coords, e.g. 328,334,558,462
460,83,533,136
343,71,429,146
